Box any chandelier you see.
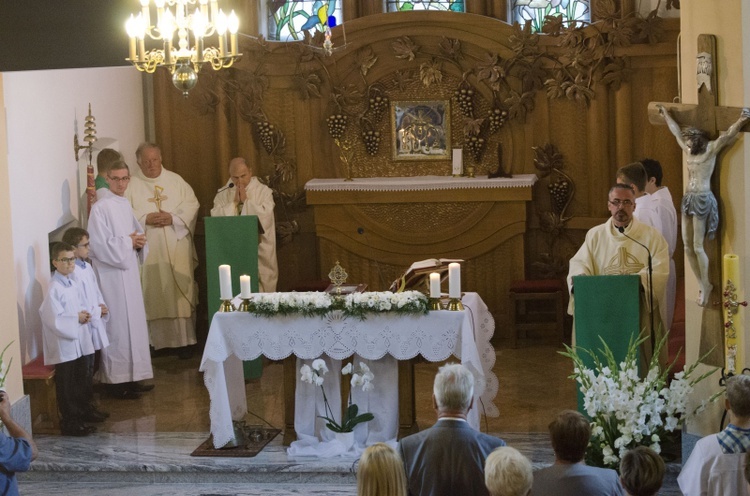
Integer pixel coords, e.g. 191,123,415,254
125,0,241,97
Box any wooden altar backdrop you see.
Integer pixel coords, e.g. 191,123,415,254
305,176,536,323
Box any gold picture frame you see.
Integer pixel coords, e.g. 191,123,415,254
391,100,451,161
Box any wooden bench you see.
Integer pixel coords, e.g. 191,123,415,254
22,356,59,434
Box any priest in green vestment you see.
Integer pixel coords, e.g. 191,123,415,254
567,184,670,366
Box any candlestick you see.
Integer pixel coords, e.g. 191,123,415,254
429,272,441,298
448,263,461,298
723,254,745,374
219,264,233,300
240,275,252,298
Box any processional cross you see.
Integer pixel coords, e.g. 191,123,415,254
647,34,750,366
148,185,168,211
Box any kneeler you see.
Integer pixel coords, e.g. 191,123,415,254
205,215,262,379
572,275,640,413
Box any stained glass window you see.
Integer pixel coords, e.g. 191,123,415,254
386,1,465,12
510,0,590,33
266,1,343,42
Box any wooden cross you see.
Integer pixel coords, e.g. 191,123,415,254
148,185,167,211
647,34,750,368
647,34,749,142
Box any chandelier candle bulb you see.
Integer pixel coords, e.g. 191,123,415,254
240,275,252,298
429,272,441,298
219,264,233,300
448,263,461,298
228,10,239,55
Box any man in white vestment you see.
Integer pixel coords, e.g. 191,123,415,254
641,159,678,331
567,184,669,365
210,157,278,292
88,161,153,399
126,143,199,358
678,375,750,496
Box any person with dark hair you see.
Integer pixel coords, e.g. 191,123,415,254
398,363,505,496
532,410,623,496
62,227,110,422
39,242,96,435
678,374,750,496
126,143,199,359
567,184,669,365
94,148,123,193
658,105,750,306
88,161,153,400
619,446,665,496
616,162,662,232
640,158,678,331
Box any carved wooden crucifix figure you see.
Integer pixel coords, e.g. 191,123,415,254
648,34,750,308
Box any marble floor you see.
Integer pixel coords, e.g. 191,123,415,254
19,339,684,495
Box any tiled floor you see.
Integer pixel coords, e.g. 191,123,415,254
20,341,683,495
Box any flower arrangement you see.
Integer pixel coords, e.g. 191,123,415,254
561,332,718,469
300,358,375,433
244,290,428,319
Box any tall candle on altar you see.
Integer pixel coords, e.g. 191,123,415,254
219,264,233,300
240,275,252,298
448,263,461,298
429,272,441,298
452,149,463,176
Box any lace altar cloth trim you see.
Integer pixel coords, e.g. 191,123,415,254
200,293,498,449
304,174,537,192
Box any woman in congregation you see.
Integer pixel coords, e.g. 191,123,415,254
484,446,533,496
357,443,408,496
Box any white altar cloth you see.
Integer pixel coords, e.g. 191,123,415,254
304,174,537,192
199,292,498,449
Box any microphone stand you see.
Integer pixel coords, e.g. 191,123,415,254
617,225,654,352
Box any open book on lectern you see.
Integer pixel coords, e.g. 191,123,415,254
389,258,464,293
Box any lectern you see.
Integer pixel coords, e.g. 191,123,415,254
572,274,640,412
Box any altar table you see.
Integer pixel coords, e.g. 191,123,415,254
199,292,498,449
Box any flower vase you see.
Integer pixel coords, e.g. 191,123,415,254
334,431,355,451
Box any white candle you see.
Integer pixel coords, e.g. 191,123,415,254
448,263,461,298
219,264,233,300
429,272,441,298
240,275,252,298
452,149,463,176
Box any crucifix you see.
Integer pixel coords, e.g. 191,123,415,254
148,185,168,211
648,34,750,366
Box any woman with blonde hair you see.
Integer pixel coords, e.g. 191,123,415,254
357,443,408,496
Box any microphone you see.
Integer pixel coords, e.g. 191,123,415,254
617,224,655,350
357,227,388,290
217,183,235,193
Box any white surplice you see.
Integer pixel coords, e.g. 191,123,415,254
88,189,153,384
126,167,199,349
39,272,89,365
71,259,110,351
210,177,278,292
634,193,663,232
651,186,678,330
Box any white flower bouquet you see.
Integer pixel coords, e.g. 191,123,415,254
244,290,428,319
300,359,375,433
561,332,718,469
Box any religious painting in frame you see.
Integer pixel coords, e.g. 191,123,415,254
391,100,451,160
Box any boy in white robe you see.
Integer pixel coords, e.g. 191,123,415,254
39,243,95,436
88,161,153,399
63,227,110,421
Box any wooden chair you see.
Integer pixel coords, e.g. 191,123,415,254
22,355,59,434
509,279,566,348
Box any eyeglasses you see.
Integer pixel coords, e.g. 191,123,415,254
108,176,131,183
77,243,90,248
608,199,634,208
55,257,76,264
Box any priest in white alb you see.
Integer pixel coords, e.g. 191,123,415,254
567,183,670,366
87,161,153,399
126,143,200,358
211,157,278,292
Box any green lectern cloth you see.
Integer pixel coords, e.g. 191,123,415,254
205,215,261,378
572,274,640,413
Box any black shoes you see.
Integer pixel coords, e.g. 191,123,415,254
61,424,97,437
177,347,194,360
130,382,155,393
